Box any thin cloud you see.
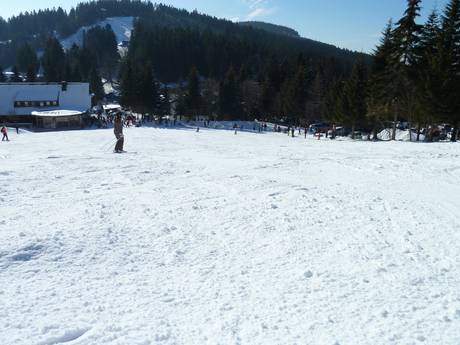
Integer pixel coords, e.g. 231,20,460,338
242,0,276,21
243,0,268,9
246,7,276,20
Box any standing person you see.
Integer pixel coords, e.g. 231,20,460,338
1,126,8,141
113,113,124,153
16,127,19,134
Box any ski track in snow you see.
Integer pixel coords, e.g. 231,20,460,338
60,17,134,50
1,127,460,345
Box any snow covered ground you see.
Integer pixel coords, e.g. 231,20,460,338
60,17,134,50
1,127,460,345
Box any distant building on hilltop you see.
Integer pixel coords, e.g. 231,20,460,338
0,82,91,130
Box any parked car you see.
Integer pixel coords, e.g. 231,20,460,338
350,131,363,139
328,126,351,137
309,123,331,133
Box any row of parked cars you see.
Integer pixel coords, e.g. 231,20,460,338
308,122,456,141
308,123,361,138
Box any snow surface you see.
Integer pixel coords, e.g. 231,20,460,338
60,17,134,50
378,129,426,142
1,127,460,345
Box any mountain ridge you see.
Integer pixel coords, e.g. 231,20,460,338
238,21,300,38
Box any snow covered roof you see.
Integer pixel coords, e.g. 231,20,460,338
103,104,121,111
0,83,91,115
16,89,59,101
31,110,84,117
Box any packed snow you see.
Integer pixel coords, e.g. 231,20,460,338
60,17,134,50
378,129,426,142
1,127,460,345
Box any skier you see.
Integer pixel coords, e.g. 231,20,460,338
113,113,124,153
1,126,8,141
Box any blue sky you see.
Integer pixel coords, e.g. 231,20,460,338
0,0,449,52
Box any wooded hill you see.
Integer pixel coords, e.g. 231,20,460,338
0,1,365,71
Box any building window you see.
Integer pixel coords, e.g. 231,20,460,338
14,100,59,108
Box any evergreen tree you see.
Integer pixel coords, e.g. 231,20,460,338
0,65,6,82
414,10,442,140
219,66,240,120
185,66,202,118
136,63,159,114
391,0,423,140
119,59,136,109
84,24,119,80
16,42,38,74
439,0,460,141
393,0,423,67
344,59,367,138
42,37,66,82
367,20,397,140
260,76,276,120
282,63,308,125
26,64,37,82
158,86,171,116
89,68,104,104
304,69,324,125
10,65,22,82
322,79,344,125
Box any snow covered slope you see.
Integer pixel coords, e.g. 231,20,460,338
1,128,460,345
60,17,134,50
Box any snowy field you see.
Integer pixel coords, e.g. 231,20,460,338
1,127,460,345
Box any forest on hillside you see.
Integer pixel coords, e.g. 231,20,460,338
0,0,365,124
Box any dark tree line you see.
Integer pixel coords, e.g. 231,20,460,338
3,0,369,124
120,12,364,123
0,1,363,72
324,0,460,142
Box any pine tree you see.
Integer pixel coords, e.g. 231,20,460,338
305,69,323,125
322,79,344,125
16,42,38,74
219,66,240,120
158,86,171,116
0,65,6,82
10,65,22,82
282,63,308,125
391,0,423,140
185,66,202,119
42,37,66,82
26,64,37,82
344,59,367,139
439,0,460,141
89,68,104,104
367,20,397,140
260,76,276,120
119,59,136,109
415,10,442,140
393,0,423,67
137,63,159,115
